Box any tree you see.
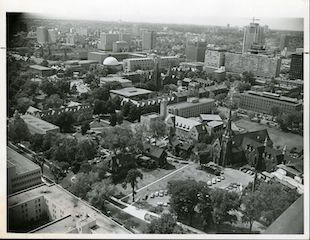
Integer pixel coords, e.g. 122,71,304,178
50,163,63,183
44,94,63,109
237,82,251,93
54,112,75,132
93,100,107,115
196,187,213,227
109,113,117,126
16,97,35,114
33,153,46,175
116,112,123,125
241,191,264,231
29,134,44,152
8,114,30,143
145,213,183,234
71,172,98,199
123,169,143,202
149,119,167,141
41,59,49,67
75,139,97,163
128,105,141,122
87,179,115,212
209,188,240,225
270,106,280,117
81,122,90,135
242,71,256,85
93,87,110,101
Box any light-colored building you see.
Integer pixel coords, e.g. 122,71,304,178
29,65,54,77
167,97,215,118
36,26,48,44
123,56,181,72
98,33,119,51
100,76,133,88
239,91,302,114
8,183,131,233
20,114,60,135
140,112,162,130
47,29,57,43
204,48,225,68
142,31,155,50
112,41,129,52
110,87,152,100
225,52,281,78
7,147,42,194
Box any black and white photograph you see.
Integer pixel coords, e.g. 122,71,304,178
0,0,309,239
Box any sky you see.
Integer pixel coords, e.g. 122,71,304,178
2,0,308,30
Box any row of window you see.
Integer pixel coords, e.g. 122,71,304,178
12,171,40,182
12,177,41,188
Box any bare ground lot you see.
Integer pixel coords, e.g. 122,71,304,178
235,119,303,151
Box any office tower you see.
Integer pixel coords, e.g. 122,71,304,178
204,48,225,68
36,26,48,44
242,22,265,53
185,41,207,62
289,53,303,80
47,29,57,43
119,33,131,44
98,33,119,51
142,31,155,50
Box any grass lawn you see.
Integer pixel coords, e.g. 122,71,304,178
235,119,303,151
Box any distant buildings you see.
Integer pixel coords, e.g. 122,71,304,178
98,33,120,51
185,41,207,62
242,22,265,53
36,26,48,44
47,29,57,43
279,34,303,51
239,91,302,114
225,52,281,78
66,34,76,45
110,87,152,100
7,147,42,194
20,114,60,135
142,31,155,50
112,41,129,52
289,53,303,80
100,76,133,88
167,97,215,118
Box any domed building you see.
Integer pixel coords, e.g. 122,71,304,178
103,56,122,73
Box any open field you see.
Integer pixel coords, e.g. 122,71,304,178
235,119,303,151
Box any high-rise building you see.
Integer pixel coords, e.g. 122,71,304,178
204,48,225,68
225,52,281,78
142,31,155,50
112,41,129,52
242,22,265,53
36,26,48,44
98,33,120,51
47,29,57,43
119,33,132,44
185,41,207,62
289,53,303,80
152,56,162,90
279,34,304,51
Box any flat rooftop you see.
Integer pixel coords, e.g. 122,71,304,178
100,76,132,83
29,65,52,71
243,91,301,105
110,87,152,97
8,184,130,234
167,98,215,109
200,114,222,122
21,114,60,131
7,147,40,174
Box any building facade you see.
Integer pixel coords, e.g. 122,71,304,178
225,52,281,78
36,26,48,44
242,22,265,53
47,29,57,43
20,114,60,135
98,33,120,51
204,48,225,68
112,41,129,52
167,97,215,118
142,31,155,50
289,53,303,80
239,91,302,114
7,147,42,194
185,41,207,62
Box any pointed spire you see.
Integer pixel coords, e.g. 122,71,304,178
264,137,268,147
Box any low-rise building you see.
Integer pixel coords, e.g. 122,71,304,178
100,76,133,88
29,65,54,77
110,87,152,101
239,91,302,114
140,112,162,130
7,147,42,194
167,97,215,118
20,114,60,135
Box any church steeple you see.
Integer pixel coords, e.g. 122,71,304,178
219,107,233,167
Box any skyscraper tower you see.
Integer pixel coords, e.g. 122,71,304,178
142,31,155,50
219,108,233,167
242,19,265,53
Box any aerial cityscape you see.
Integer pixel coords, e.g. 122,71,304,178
5,7,305,237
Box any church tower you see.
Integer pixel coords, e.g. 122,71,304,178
219,109,233,167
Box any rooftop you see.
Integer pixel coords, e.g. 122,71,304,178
200,114,222,122
244,91,301,105
21,114,60,132
207,120,224,128
7,147,40,174
100,76,132,84
110,87,152,98
8,184,130,234
167,98,215,109
29,65,52,71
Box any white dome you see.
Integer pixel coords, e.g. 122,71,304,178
103,56,120,66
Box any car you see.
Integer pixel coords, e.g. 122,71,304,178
144,194,149,200
242,168,248,173
163,202,168,207
246,170,252,174
212,178,216,184
150,193,155,198
220,176,225,180
159,192,164,197
157,202,163,206
155,191,159,197
207,181,212,186
164,190,168,195
250,171,255,175
216,177,221,182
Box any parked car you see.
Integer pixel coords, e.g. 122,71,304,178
159,192,164,197
163,202,168,207
157,202,163,206
164,190,168,195
155,191,159,197
216,177,221,182
207,180,212,186
212,178,216,184
220,176,225,180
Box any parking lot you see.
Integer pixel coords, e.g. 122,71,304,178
134,163,254,209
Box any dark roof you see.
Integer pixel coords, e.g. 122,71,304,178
143,143,165,159
264,195,303,234
232,129,272,148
